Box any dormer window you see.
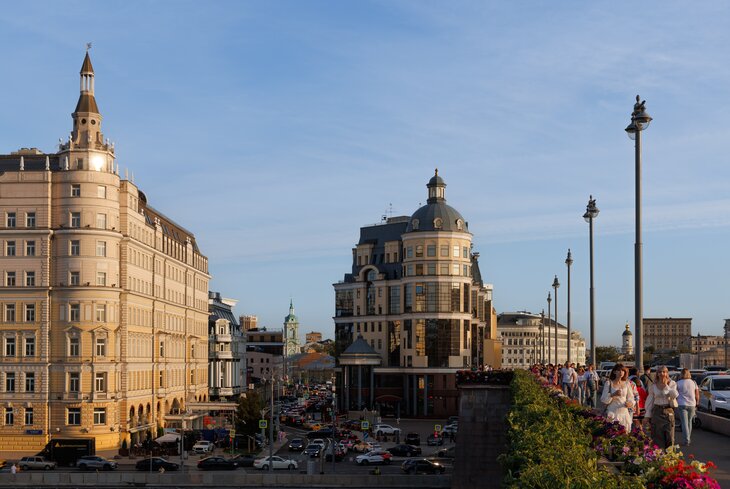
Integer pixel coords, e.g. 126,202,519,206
412,219,419,230
456,219,464,230
434,218,443,229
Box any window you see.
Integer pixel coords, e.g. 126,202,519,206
24,408,33,425
69,271,80,285
415,245,423,257
427,245,436,257
428,263,436,275
5,372,15,391
95,305,106,322
96,214,107,229
25,271,35,287
97,186,106,199
440,246,449,257
25,372,35,392
434,217,442,229
70,240,80,256
70,304,80,322
25,241,35,256
406,247,413,258
94,372,106,392
159,341,164,358
6,272,15,286
96,272,106,286
25,304,35,322
5,337,15,356
26,212,35,228
69,337,80,357
67,407,81,425
463,264,469,276
6,213,16,228
452,264,459,276
68,372,80,391
96,241,106,257
95,337,106,356
463,246,468,258
6,241,15,256
159,371,164,388
5,407,13,425
71,184,81,197
453,245,460,257
93,408,106,425
5,304,15,322
24,337,35,356
70,212,81,228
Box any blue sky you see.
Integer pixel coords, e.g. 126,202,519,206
2,2,730,346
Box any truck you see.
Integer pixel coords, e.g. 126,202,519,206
39,438,96,467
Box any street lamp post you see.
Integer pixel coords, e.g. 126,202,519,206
724,319,730,369
540,310,545,364
552,276,560,364
583,196,599,365
547,293,552,364
625,95,652,371
565,250,573,363
697,333,702,369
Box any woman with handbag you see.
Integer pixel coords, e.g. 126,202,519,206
643,366,679,448
676,368,700,446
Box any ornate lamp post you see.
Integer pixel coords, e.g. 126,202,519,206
565,250,573,363
547,293,552,364
540,310,545,364
625,95,652,371
552,275,560,364
583,196,599,364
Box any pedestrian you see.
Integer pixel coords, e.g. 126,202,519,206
10,463,17,474
644,366,679,449
560,362,575,397
640,366,653,390
676,368,699,446
576,367,586,404
601,363,633,433
585,364,599,409
623,367,640,430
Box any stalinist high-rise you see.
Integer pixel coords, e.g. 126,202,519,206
0,52,210,451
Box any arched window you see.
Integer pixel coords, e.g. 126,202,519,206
411,219,419,230
456,219,463,230
367,270,377,281
433,218,443,229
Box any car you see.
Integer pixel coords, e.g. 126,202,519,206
433,446,456,459
427,434,444,446
387,444,422,457
441,423,458,435
401,458,446,475
288,438,305,451
76,456,117,471
18,456,56,471
699,375,730,414
192,440,215,454
305,443,324,457
355,450,392,465
373,424,400,436
404,432,421,445
253,456,298,470
228,454,255,467
135,457,180,471
197,456,238,470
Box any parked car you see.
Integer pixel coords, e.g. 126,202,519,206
427,434,444,446
197,456,237,470
699,375,730,414
253,456,298,470
373,424,401,436
18,456,56,471
228,454,255,467
192,440,214,454
76,456,117,471
387,444,422,457
404,432,421,445
401,458,446,474
355,450,392,465
135,457,179,471
288,438,305,451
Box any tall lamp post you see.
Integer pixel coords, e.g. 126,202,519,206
625,95,652,371
547,293,552,364
565,250,573,363
540,310,545,364
724,319,729,369
583,196,599,365
552,276,560,365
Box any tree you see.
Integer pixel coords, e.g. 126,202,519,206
235,390,265,438
595,346,620,363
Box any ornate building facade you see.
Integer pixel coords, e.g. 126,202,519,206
334,171,500,417
0,53,210,451
208,292,245,400
283,300,300,357
644,317,692,353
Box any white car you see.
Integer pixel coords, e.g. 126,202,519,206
355,450,392,465
441,423,458,435
373,424,400,436
192,440,214,454
699,375,730,414
253,456,298,470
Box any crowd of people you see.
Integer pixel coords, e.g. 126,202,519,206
531,362,700,449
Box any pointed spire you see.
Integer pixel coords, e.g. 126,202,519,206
80,51,94,75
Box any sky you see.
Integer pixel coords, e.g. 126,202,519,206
1,1,730,347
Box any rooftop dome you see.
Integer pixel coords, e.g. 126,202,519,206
623,323,632,336
405,169,468,233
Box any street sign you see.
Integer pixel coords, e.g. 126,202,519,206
229,429,236,438
259,419,268,429
434,424,442,432
361,421,369,431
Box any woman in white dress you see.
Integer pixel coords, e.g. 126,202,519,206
601,363,634,433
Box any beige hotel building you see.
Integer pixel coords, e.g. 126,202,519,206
0,53,210,451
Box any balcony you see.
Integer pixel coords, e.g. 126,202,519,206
63,392,82,401
214,350,233,360
210,334,232,343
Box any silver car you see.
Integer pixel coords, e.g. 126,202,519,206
699,374,730,415
76,455,118,471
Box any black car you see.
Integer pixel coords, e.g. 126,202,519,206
401,459,446,475
388,444,422,457
426,434,444,446
197,456,237,470
228,454,255,467
135,457,180,471
304,444,324,457
288,438,305,451
307,428,334,439
404,432,421,446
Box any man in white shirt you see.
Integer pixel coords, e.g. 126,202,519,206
560,362,576,397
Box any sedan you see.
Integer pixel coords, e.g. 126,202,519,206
388,444,422,457
253,456,298,471
404,433,421,446
76,456,117,471
426,434,444,446
288,438,305,451
304,444,323,457
197,456,237,470
401,459,446,475
228,454,255,468
355,450,392,465
135,457,179,471
699,375,730,414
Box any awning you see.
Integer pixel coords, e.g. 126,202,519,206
154,433,181,443
375,395,402,402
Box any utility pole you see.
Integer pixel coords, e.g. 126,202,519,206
268,376,274,472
